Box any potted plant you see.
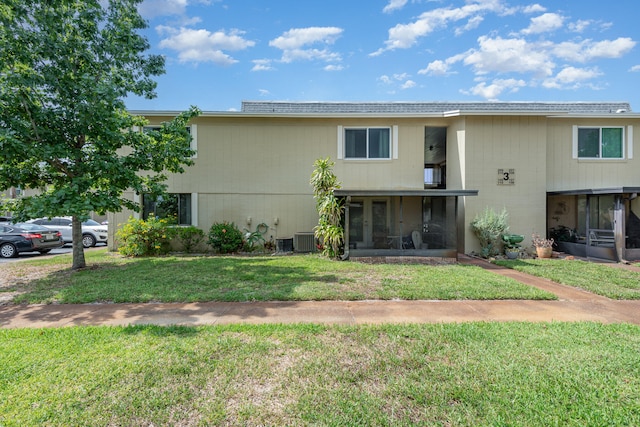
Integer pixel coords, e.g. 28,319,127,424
532,233,554,258
502,233,524,259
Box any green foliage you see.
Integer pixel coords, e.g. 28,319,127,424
310,158,344,258
471,207,509,258
243,223,268,252
0,0,200,268
173,226,206,253
208,221,243,254
116,216,174,257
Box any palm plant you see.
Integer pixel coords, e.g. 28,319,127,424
310,158,344,258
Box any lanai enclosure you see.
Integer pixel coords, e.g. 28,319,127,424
548,191,640,262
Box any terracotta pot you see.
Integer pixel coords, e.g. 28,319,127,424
536,246,552,258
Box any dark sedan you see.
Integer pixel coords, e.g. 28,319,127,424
0,223,65,258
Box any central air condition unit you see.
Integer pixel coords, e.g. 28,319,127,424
294,232,316,253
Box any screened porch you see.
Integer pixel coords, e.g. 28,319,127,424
335,190,478,259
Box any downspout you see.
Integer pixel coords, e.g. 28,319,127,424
614,195,626,263
399,196,404,252
341,196,350,260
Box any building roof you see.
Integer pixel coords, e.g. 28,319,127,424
241,101,632,116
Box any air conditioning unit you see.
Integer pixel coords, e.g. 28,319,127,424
294,232,316,253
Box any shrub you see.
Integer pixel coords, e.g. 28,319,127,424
208,221,243,254
470,207,509,258
174,226,206,253
117,216,174,257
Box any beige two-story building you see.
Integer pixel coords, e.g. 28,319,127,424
109,101,640,262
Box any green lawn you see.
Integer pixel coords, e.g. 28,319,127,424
494,258,640,299
4,249,556,304
1,322,639,426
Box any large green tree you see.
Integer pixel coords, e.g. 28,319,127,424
0,0,199,269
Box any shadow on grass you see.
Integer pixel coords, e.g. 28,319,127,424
11,255,342,305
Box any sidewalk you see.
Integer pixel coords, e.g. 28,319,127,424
1,255,639,328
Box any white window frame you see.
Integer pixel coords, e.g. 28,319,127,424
337,125,398,160
572,125,627,160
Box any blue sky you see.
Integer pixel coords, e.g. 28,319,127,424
126,0,640,111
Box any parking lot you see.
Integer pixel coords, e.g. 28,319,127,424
0,244,106,264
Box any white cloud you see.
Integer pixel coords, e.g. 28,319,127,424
269,27,344,64
324,64,344,71
252,59,274,72
158,27,255,65
378,73,415,89
139,0,188,19
383,0,408,14
138,0,212,21
455,16,484,36
552,37,636,62
542,66,602,89
568,19,592,33
418,59,451,76
463,36,555,77
522,4,546,14
521,13,564,35
401,80,417,89
270,27,342,50
258,89,271,96
630,65,640,72
371,0,507,55
466,78,526,100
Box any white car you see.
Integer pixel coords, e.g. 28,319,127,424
28,217,108,248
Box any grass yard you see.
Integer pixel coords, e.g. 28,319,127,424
1,322,639,426
494,258,640,299
2,249,556,304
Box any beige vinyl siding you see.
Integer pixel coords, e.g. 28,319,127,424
547,119,640,192
462,116,548,252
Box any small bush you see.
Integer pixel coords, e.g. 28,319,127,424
470,207,509,258
208,221,243,254
174,226,206,253
117,216,174,257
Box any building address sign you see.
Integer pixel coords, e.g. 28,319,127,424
498,168,515,185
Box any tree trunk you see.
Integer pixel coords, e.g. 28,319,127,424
71,216,86,270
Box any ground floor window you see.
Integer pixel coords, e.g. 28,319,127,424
143,193,192,225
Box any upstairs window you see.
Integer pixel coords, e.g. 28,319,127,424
344,127,391,159
575,126,624,159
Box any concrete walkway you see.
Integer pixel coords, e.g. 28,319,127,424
1,255,639,328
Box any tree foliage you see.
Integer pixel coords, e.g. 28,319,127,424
310,158,344,258
0,0,200,269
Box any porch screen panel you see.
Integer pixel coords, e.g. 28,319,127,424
602,128,623,158
349,204,364,242
578,128,599,158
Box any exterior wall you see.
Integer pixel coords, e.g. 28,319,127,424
546,118,640,192
109,116,450,249
461,116,548,253
106,110,640,256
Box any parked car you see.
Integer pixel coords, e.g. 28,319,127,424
0,223,64,258
28,217,108,248
0,216,12,225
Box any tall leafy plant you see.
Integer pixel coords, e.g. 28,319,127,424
310,158,344,258
0,0,199,269
470,207,509,258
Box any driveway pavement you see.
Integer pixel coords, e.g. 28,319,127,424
1,255,639,328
